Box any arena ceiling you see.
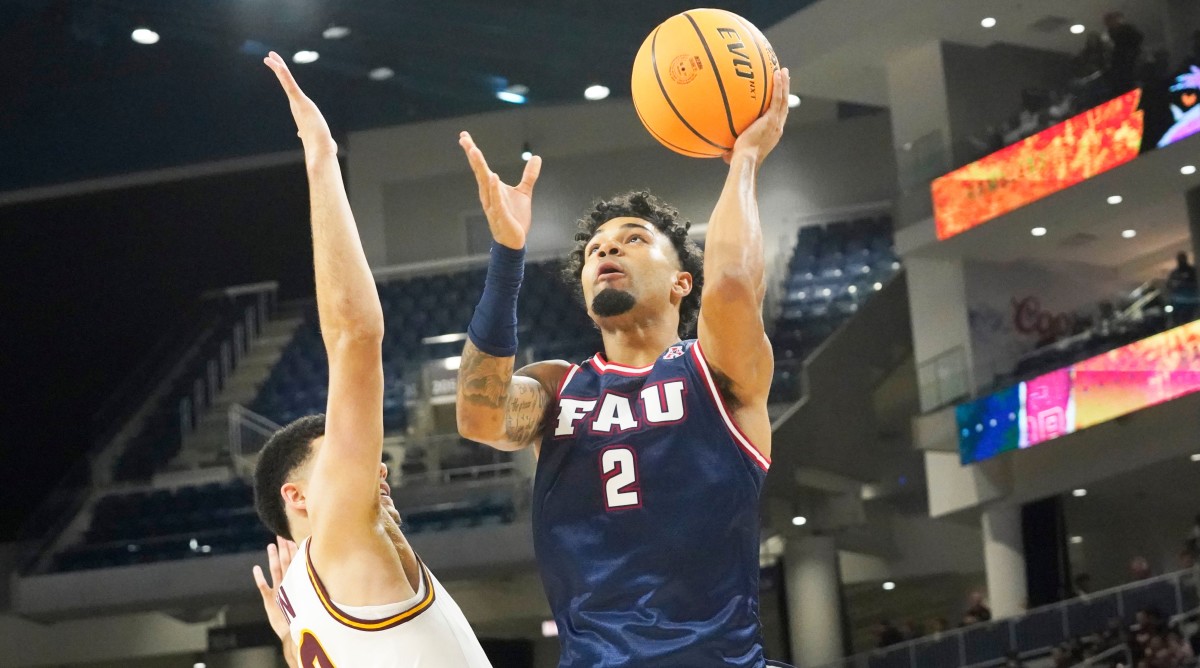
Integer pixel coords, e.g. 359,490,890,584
0,0,809,194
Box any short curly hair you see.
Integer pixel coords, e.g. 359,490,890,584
563,191,703,338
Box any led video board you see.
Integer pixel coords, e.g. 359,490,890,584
933,65,1200,241
957,319,1200,465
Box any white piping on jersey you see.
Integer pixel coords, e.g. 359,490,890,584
588,353,654,375
690,342,771,471
556,364,580,398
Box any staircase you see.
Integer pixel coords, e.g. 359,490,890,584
168,302,308,470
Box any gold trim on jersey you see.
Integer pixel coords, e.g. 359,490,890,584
306,553,436,631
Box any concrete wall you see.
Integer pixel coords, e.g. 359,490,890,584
348,99,897,270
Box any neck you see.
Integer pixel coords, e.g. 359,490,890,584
598,315,681,368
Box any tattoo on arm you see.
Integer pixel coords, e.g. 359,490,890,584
505,382,549,444
459,341,512,409
458,341,550,446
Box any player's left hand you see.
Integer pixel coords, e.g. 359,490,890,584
724,67,790,167
252,537,298,642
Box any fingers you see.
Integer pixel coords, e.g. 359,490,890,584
252,565,272,597
276,536,294,574
459,132,493,209
517,155,542,196
263,51,303,100
772,68,791,121
267,541,281,585
488,173,506,218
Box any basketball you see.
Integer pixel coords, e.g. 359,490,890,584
632,8,779,158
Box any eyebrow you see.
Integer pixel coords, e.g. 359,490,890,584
587,222,653,245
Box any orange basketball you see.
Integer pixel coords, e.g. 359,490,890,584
632,8,779,158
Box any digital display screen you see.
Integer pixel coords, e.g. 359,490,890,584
957,320,1200,464
933,64,1200,241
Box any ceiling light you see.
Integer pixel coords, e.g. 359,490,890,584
1072,488,1087,497
788,94,801,108
1107,195,1123,205
194,663,207,668
1122,229,1136,239
496,85,527,104
1031,227,1047,237
1166,305,1176,313
131,27,159,45
322,25,350,39
1182,165,1197,176
1070,536,1083,545
1191,453,1200,462
848,285,858,294
293,50,319,64
981,17,997,28
873,282,882,290
1070,24,1086,35
883,581,896,591
368,67,395,81
584,84,610,101
520,142,533,162
791,516,807,526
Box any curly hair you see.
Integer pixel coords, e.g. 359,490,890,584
563,191,703,338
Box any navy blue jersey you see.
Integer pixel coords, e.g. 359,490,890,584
533,339,771,667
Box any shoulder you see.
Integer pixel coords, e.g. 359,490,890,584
515,359,573,395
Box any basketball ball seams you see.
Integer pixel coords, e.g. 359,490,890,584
650,24,731,152
731,13,771,119
682,11,739,141
633,97,715,157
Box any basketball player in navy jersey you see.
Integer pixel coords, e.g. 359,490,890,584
456,69,792,667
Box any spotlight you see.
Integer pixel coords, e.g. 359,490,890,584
293,50,319,64
521,142,533,162
883,581,896,591
873,282,882,291
1122,229,1136,239
791,516,807,526
1166,305,1176,313
131,27,160,45
788,94,801,108
1182,165,1197,176
1031,227,1047,237
1070,536,1083,545
1191,453,1200,462
368,67,395,81
981,17,997,28
497,90,526,104
1072,488,1087,497
1107,195,1123,205
1070,24,1086,35
584,84,610,101
323,25,351,39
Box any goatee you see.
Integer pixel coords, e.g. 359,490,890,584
592,288,637,317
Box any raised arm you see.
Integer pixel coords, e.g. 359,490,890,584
454,133,568,451
695,69,790,442
262,52,384,543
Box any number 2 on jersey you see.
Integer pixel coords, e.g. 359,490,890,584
299,630,337,667
600,446,641,510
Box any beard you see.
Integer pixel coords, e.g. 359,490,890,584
591,288,637,317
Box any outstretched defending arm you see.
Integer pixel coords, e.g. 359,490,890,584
695,69,791,457
454,133,569,451
262,52,385,544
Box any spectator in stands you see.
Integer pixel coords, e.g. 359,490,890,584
1130,555,1154,581
1166,253,1199,325
927,616,950,635
873,619,904,648
1075,32,1110,81
965,591,993,622
1103,11,1145,94
899,618,923,641
1074,572,1094,597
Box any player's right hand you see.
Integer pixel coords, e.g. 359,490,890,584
252,537,298,642
458,131,541,250
263,51,338,160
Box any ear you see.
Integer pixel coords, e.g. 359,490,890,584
281,481,307,514
671,271,693,302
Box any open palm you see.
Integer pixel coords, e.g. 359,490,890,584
459,131,541,250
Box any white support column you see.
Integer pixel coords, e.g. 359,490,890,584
784,536,843,668
982,503,1026,619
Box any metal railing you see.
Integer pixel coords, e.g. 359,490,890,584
815,568,1200,668
228,404,283,477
